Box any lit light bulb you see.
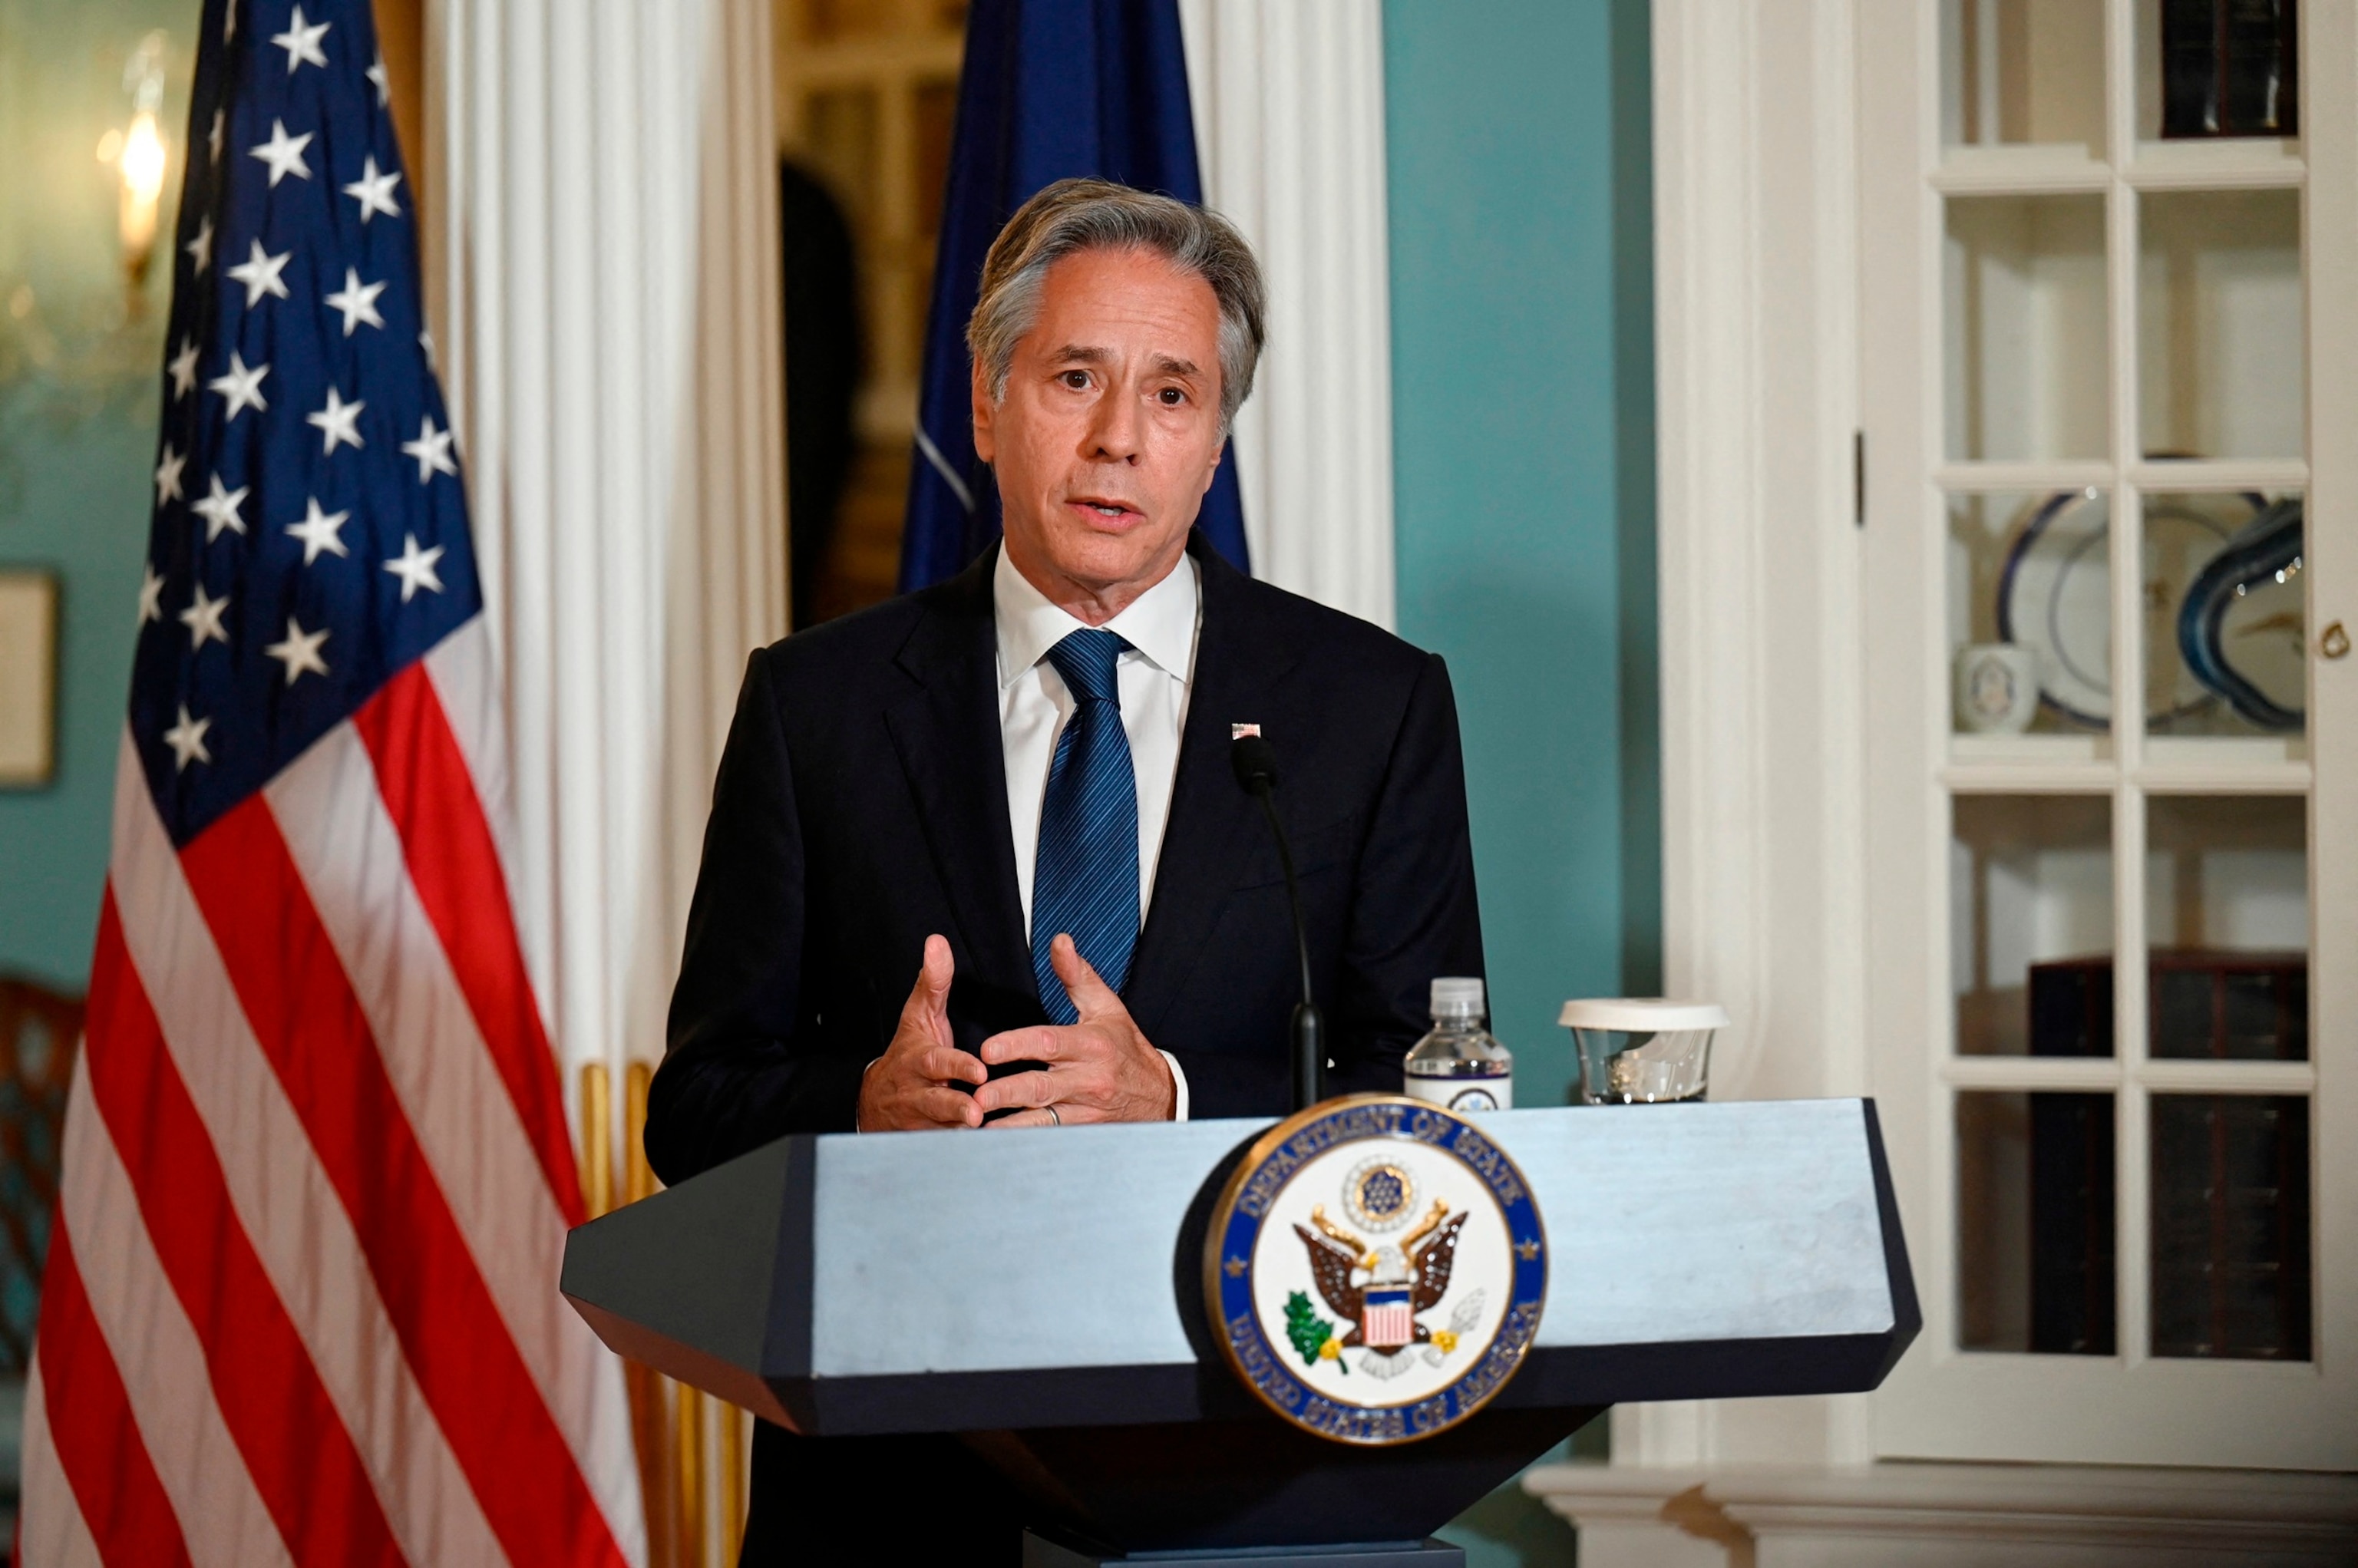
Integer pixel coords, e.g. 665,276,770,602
114,31,171,295
120,110,167,259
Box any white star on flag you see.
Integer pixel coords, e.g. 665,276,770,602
167,338,200,399
179,582,232,650
399,416,458,483
250,118,315,187
137,563,165,626
154,444,187,505
208,351,269,421
185,214,214,272
383,533,446,602
272,5,330,72
264,616,332,685
342,157,401,223
323,268,386,335
226,238,293,307
208,107,225,163
191,474,251,542
306,387,366,455
286,498,351,563
367,51,391,105
162,704,212,770
223,0,236,41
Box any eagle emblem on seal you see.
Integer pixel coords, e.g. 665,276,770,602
1285,1157,1486,1379
1206,1094,1548,1444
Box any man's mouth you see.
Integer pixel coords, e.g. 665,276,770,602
1068,497,1139,521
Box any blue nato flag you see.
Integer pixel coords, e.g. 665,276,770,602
896,0,1252,593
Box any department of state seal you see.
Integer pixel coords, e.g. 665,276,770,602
1203,1094,1547,1445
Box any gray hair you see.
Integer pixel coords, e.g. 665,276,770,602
966,177,1267,431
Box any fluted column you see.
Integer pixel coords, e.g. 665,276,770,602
1180,0,1396,629
427,0,788,1094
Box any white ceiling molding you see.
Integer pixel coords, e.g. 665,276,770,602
1179,0,1396,629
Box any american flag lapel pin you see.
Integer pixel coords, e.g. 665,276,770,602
1231,723,1261,739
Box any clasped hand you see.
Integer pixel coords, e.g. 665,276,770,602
854,933,1175,1132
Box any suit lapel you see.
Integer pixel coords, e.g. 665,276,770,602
883,552,1035,1004
1124,540,1302,1039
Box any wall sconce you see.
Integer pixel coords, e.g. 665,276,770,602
96,32,171,299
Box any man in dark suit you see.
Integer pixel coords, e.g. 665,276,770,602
647,177,1482,1563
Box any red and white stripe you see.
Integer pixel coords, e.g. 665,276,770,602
20,617,644,1567
1363,1299,1415,1352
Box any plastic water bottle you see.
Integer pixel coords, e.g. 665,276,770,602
1402,978,1512,1112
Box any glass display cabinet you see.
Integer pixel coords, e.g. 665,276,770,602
1859,0,2353,1467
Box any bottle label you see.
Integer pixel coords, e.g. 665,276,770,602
1402,1072,1511,1114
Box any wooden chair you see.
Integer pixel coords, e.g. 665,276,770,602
0,977,81,1375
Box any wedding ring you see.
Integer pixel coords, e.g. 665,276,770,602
1046,1105,1061,1127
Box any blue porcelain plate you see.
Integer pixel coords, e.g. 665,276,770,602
1998,490,2260,728
2178,498,2304,731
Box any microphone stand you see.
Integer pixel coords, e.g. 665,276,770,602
1232,736,1324,1109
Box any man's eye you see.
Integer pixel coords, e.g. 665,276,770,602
1062,371,1090,389
1158,388,1185,406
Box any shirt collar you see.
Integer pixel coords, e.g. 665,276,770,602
993,545,1200,690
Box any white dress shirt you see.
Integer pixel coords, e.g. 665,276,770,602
994,546,1198,1119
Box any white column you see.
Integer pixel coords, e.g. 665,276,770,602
1179,0,1396,630
1652,0,1870,1172
1635,0,1868,1472
428,0,788,1094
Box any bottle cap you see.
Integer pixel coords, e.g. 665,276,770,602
1430,977,1485,1015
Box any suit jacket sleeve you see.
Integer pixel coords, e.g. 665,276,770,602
645,648,867,1185
1322,652,1486,1097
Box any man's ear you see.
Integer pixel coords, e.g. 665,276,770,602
970,359,996,464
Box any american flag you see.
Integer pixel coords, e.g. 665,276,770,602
16,2,642,1563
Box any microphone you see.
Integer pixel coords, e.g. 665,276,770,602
1231,732,1324,1109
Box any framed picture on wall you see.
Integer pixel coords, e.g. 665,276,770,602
0,569,59,787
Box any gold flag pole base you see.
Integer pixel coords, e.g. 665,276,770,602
583,1060,752,1567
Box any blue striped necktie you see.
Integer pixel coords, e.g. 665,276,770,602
1032,629,1138,1022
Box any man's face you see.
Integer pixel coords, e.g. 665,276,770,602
973,246,1226,610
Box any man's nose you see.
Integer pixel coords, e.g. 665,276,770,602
1085,381,1143,464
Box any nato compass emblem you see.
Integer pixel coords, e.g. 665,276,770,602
1204,1094,1547,1445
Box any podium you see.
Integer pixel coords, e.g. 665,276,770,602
563,1098,1918,1564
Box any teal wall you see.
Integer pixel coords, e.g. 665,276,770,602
1385,0,1656,1560
0,0,189,992
1384,0,1658,1154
